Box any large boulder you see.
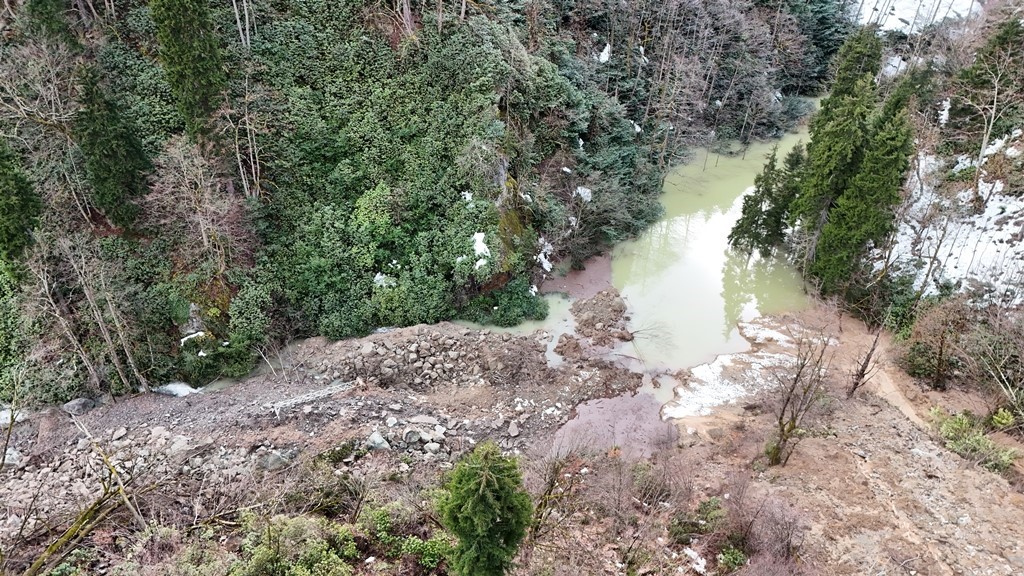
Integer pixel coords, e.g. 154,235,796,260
62,398,96,417
366,431,391,451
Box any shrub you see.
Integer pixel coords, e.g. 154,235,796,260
717,545,747,573
932,409,1017,472
991,408,1016,431
230,514,358,576
439,441,532,576
668,497,725,546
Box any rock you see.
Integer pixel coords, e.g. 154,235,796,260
388,404,403,411
386,416,398,427
182,303,207,336
409,415,439,426
361,342,375,357
112,427,128,441
508,421,520,438
403,428,422,443
367,431,391,451
433,424,447,439
398,462,410,472
1,406,27,429
261,451,291,471
2,447,22,468
423,442,441,454
62,398,95,416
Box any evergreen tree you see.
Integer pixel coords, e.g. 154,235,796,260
810,108,912,293
440,442,533,576
828,26,883,101
74,69,151,228
0,140,42,266
780,0,855,94
24,0,76,43
151,0,225,136
792,73,876,266
729,143,805,258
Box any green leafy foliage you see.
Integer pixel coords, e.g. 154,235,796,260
717,545,747,573
230,515,358,576
0,140,42,266
150,0,225,135
932,409,1017,473
439,441,532,576
74,68,152,227
668,496,725,546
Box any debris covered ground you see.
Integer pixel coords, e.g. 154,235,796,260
3,291,1024,575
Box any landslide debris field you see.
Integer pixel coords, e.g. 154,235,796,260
3,291,1024,575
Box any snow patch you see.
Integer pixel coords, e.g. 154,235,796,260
938,98,951,126
536,238,554,272
886,150,1024,304
179,331,205,346
683,548,707,575
662,351,791,419
629,120,642,133
474,258,488,270
472,232,490,257
373,272,396,288
561,167,573,174
597,43,611,63
574,186,593,202
737,323,795,347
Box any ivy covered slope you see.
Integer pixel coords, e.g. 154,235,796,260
0,0,852,402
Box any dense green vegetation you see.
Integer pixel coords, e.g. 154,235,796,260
0,0,854,402
730,27,916,296
439,442,532,576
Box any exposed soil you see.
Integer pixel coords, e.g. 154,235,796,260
3,290,1024,575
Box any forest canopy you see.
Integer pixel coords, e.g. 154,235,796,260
0,0,854,402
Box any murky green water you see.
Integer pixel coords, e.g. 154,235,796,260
611,131,810,371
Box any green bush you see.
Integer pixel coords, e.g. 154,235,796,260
439,441,532,576
933,409,1017,472
667,497,725,546
230,515,358,576
991,408,1016,431
716,545,747,573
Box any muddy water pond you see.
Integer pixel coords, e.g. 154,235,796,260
611,131,810,372
549,131,812,451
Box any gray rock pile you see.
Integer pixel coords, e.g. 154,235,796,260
300,325,548,391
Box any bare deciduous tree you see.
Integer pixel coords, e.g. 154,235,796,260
766,334,832,466
145,135,254,273
848,328,882,398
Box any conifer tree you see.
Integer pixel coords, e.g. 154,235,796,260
74,69,151,228
0,140,42,267
729,143,805,258
151,0,226,136
810,108,912,293
440,441,533,576
828,26,883,102
792,73,876,268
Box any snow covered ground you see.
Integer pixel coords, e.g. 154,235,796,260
859,0,980,33
662,322,798,419
885,130,1024,303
